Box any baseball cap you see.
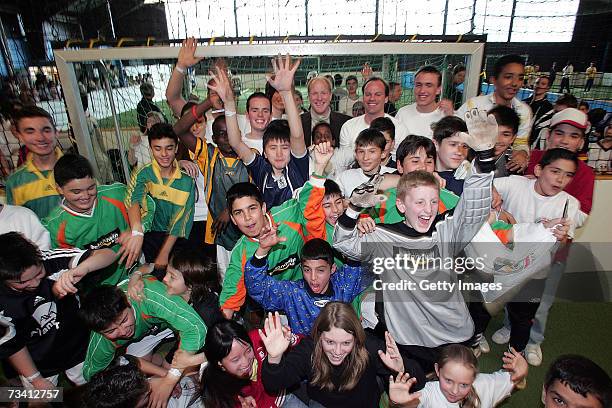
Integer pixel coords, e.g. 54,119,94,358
550,108,587,130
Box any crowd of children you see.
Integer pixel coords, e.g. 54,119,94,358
0,44,610,408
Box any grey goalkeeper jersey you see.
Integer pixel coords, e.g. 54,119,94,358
334,171,493,347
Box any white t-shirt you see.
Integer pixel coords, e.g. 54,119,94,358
193,171,208,222
243,135,263,155
418,371,514,408
455,94,532,151
308,146,355,180
339,114,408,159
338,95,360,116
0,204,51,250
493,176,586,238
132,135,152,167
334,165,396,197
395,103,445,139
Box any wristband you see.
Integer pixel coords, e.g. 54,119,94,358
133,270,143,277
175,65,186,74
191,105,200,122
224,110,236,117
26,371,42,382
167,368,182,378
131,230,144,237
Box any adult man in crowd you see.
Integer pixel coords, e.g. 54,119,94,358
384,81,402,116
136,83,166,134
395,66,453,139
524,75,554,126
339,77,407,158
300,76,351,146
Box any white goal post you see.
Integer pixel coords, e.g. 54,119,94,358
54,41,485,178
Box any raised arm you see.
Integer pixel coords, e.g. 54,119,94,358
166,37,204,117
172,97,213,153
208,65,255,163
267,54,306,156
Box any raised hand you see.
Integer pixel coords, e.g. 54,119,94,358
177,37,203,70
502,347,528,384
438,98,454,117
313,141,334,170
349,174,387,209
256,222,287,256
237,396,257,408
259,312,291,363
389,372,421,408
267,54,300,93
462,108,498,152
378,331,404,373
207,64,234,104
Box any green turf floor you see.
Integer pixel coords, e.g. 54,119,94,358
479,302,612,407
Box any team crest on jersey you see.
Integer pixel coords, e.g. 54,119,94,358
84,228,120,250
30,300,59,337
268,254,299,276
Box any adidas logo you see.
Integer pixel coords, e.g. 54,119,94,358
159,191,168,197
44,185,54,191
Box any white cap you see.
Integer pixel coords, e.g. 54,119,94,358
550,108,588,130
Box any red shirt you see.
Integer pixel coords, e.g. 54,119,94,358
527,149,595,214
238,330,302,408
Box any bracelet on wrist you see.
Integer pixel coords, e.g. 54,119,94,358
167,368,182,378
175,65,186,74
224,110,236,117
26,371,42,382
131,229,144,237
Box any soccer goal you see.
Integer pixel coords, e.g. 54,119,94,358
53,38,485,183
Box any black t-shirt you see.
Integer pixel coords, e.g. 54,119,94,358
0,248,91,377
262,334,425,408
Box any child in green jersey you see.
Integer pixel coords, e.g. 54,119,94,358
43,154,149,288
5,106,62,219
79,282,206,406
125,123,196,272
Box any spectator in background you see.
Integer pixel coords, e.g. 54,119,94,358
384,81,402,116
301,76,351,147
352,100,365,117
338,75,360,116
579,101,590,115
136,82,166,134
524,76,553,124
585,62,597,92
559,61,573,94
549,62,557,87
446,64,466,109
332,73,348,111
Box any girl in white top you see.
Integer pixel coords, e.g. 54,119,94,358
389,344,528,408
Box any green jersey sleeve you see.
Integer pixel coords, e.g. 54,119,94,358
140,280,206,352
82,332,118,381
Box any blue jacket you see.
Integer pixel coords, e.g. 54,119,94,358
245,255,370,335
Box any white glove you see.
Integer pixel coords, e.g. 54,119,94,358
460,108,498,152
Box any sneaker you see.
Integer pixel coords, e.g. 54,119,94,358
479,336,491,354
492,326,511,345
525,344,543,366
